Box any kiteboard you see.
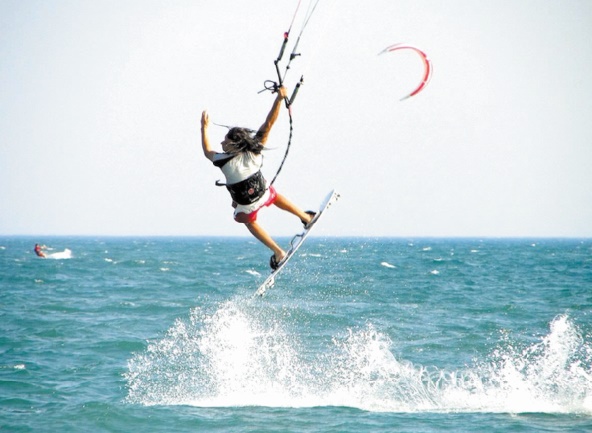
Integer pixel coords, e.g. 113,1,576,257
255,189,340,297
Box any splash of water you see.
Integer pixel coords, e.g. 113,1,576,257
45,248,73,259
126,300,305,407
476,314,592,413
125,302,592,414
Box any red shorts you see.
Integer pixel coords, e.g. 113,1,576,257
234,185,278,224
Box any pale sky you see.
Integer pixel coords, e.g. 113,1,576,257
1,0,591,237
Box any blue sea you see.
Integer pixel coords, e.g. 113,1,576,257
1,236,591,432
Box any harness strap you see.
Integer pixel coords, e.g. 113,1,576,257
221,170,266,205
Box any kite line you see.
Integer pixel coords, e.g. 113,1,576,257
260,0,322,187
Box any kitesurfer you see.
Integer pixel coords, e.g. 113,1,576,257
200,86,315,269
34,244,47,258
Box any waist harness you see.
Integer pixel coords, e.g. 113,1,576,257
225,170,266,205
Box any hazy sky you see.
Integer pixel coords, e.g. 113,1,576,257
1,0,591,238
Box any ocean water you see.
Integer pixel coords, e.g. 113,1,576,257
1,236,591,432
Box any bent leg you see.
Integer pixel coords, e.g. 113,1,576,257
273,193,314,225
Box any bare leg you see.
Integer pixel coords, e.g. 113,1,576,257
244,221,286,262
273,193,314,225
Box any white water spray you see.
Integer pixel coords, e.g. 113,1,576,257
125,302,592,414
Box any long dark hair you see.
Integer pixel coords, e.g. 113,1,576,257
226,127,264,154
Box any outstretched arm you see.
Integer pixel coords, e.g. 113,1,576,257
201,110,216,161
256,86,288,145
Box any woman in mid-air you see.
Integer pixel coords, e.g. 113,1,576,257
200,86,315,269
